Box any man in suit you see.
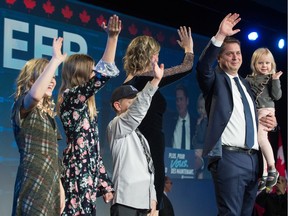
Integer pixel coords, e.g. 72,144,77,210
166,84,196,150
159,176,175,216
196,13,277,215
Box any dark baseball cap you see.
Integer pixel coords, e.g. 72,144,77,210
110,85,139,104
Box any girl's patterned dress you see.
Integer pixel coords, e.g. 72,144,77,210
11,95,61,216
59,62,118,215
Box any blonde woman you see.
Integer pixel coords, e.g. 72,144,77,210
246,47,283,191
122,26,194,213
57,15,121,215
11,37,66,215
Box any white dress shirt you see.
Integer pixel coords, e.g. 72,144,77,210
172,113,191,150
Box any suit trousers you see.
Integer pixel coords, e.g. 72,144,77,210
210,148,259,216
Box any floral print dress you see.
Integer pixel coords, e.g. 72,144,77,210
60,62,118,215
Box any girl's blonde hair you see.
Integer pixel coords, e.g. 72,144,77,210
57,54,97,119
14,58,55,117
123,35,160,76
250,47,276,76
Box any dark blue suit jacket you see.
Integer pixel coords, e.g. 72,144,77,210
196,40,258,158
159,193,175,216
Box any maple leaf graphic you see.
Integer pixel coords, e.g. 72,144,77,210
156,32,165,42
62,5,73,19
43,0,55,16
96,15,106,27
277,145,285,165
143,27,152,36
6,0,16,6
128,24,138,35
79,10,90,24
24,0,36,11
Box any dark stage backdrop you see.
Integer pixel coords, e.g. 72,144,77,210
0,1,285,216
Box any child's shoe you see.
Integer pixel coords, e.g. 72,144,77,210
258,176,267,191
265,170,279,191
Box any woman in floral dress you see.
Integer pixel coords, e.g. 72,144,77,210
57,15,121,215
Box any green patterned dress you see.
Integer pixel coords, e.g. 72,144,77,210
11,95,61,216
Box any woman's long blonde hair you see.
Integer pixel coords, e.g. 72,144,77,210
57,54,97,119
14,58,55,116
123,35,160,76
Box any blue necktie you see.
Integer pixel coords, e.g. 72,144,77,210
233,77,254,148
181,119,186,149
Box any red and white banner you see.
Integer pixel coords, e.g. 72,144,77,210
275,129,287,179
